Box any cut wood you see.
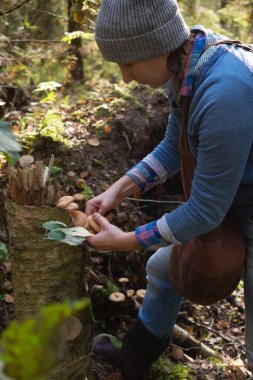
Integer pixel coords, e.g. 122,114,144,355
6,159,92,380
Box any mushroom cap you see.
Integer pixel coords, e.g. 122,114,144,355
56,195,74,208
76,178,86,189
67,171,76,178
65,202,79,211
108,292,125,303
136,289,146,299
126,289,135,297
19,155,34,168
73,193,86,201
118,277,129,284
87,215,101,233
67,210,87,227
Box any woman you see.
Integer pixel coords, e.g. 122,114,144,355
85,0,253,378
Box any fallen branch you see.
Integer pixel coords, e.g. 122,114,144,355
172,324,251,379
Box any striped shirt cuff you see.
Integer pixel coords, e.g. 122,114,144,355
126,161,159,193
135,221,168,249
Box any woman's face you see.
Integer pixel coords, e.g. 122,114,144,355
118,55,172,88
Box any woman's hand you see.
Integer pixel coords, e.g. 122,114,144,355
85,175,140,216
86,213,141,252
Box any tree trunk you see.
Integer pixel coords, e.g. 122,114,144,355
6,160,92,380
67,0,84,81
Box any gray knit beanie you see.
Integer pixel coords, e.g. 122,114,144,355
95,0,190,64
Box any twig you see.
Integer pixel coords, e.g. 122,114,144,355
26,7,69,21
184,318,233,343
9,236,44,251
0,50,73,61
0,0,34,16
126,196,184,205
7,39,65,44
121,131,131,152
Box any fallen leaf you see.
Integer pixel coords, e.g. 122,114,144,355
80,170,89,178
64,317,83,341
103,124,112,134
87,138,100,146
106,373,121,380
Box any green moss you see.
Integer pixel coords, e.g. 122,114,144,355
149,355,195,380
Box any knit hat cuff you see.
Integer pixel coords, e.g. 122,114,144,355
96,10,190,64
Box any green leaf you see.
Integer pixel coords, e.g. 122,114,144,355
43,222,93,246
51,166,62,175
93,334,123,350
33,81,62,93
42,221,67,231
62,31,93,44
47,229,66,241
0,122,21,164
0,300,90,380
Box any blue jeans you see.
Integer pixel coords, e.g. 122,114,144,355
139,219,253,370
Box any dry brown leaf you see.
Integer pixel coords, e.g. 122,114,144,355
87,138,100,146
80,170,89,179
106,373,121,380
64,316,83,341
103,124,112,134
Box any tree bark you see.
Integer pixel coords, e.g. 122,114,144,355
6,161,92,380
67,0,84,81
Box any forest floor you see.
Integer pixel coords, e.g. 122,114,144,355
0,78,252,380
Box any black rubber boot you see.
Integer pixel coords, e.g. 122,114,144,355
93,318,170,380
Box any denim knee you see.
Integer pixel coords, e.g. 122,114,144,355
146,246,172,280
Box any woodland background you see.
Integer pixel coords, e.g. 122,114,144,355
0,1,253,380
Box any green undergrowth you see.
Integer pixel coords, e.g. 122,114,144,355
149,355,195,380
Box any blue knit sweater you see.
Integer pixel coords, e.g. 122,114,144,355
126,26,253,245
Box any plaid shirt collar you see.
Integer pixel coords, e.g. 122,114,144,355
181,32,206,97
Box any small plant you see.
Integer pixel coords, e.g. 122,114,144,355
80,182,94,199
33,81,62,103
0,300,90,380
149,355,195,380
38,110,67,144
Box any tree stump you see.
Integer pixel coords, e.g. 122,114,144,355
6,159,92,380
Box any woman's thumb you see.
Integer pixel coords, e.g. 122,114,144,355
92,212,108,227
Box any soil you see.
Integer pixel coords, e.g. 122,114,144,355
0,83,251,379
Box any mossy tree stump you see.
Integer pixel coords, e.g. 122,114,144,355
6,159,92,380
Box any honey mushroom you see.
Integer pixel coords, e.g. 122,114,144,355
65,202,79,211
67,210,87,227
108,292,126,303
56,195,74,208
56,195,103,234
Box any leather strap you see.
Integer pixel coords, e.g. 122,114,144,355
214,39,253,53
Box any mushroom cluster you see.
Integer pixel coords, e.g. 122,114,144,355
56,195,100,234
107,277,147,309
